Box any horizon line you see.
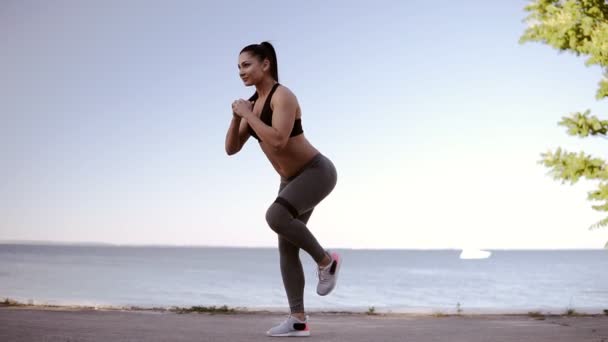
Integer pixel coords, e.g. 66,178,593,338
0,239,605,251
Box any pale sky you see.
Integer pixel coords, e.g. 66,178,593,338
1,0,607,249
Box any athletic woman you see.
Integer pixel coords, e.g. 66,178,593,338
225,41,342,337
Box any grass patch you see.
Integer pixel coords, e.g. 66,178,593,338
432,310,449,317
1,298,26,307
171,305,237,314
366,306,378,315
527,311,545,320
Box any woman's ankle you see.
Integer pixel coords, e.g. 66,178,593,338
318,252,332,268
291,312,306,320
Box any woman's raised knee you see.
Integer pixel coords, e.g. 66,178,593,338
265,202,292,234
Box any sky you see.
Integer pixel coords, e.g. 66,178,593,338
1,0,608,249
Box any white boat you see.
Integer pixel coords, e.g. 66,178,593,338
459,248,492,259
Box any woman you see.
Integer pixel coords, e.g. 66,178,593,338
226,41,342,337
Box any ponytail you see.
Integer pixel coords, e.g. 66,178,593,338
260,41,279,82
240,41,279,82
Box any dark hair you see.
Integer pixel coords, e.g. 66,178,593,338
240,41,279,82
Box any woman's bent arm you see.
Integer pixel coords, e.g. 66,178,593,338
225,115,251,155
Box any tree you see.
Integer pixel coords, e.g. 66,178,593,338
519,0,608,248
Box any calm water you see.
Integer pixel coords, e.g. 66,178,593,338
1,244,607,314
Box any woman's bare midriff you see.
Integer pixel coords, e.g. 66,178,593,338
248,86,319,179
259,134,320,180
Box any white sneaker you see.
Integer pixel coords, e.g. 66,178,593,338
266,314,311,337
316,250,342,296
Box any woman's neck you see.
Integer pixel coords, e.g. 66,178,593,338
255,78,278,98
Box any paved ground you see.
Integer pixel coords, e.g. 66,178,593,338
1,306,607,342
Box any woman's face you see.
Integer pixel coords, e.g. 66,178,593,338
238,52,268,86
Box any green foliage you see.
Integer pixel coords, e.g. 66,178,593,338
520,0,608,99
366,306,377,315
173,305,236,314
528,311,546,319
599,78,608,100
520,1,608,245
539,147,608,184
558,110,608,137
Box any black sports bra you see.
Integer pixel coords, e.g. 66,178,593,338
247,82,303,142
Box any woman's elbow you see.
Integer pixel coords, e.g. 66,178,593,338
225,143,241,156
270,137,289,152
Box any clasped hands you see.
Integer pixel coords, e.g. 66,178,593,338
231,99,254,119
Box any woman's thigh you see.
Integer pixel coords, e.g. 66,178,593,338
277,156,337,217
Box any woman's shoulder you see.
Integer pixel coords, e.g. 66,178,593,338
274,83,297,102
269,83,299,113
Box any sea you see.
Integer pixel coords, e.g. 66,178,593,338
1,244,607,314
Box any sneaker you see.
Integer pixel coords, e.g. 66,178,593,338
266,314,311,337
316,250,342,296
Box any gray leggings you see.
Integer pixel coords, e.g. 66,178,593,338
265,153,338,314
